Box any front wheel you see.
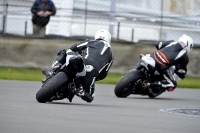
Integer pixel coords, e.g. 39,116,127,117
36,71,69,103
114,70,145,98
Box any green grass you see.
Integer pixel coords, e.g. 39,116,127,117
178,77,200,88
0,67,200,88
0,67,44,81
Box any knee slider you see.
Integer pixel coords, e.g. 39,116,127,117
81,93,93,103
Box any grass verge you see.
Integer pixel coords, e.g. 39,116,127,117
0,67,199,88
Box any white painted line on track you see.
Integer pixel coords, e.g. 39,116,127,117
159,108,200,118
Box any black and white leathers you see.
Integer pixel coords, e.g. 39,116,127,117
70,39,114,100
151,40,189,91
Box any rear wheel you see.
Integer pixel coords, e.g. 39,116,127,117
36,71,69,103
114,70,145,98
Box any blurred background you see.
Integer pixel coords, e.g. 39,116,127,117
0,0,200,44
0,0,200,77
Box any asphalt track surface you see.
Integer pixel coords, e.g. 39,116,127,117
0,80,200,133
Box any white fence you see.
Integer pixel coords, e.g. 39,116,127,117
0,0,200,44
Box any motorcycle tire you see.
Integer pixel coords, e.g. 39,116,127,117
36,71,68,103
114,70,144,98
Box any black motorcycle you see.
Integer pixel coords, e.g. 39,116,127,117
114,54,175,98
36,54,84,103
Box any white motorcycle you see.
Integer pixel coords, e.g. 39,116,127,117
114,54,179,98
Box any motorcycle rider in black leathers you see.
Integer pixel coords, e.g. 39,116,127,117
150,34,194,92
42,29,114,103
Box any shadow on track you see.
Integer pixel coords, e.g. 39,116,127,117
125,96,180,101
44,101,119,108
124,96,199,101
47,101,95,106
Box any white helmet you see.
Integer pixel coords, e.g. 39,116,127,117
178,34,194,53
95,29,111,44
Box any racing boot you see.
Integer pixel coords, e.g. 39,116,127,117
75,87,93,103
160,80,177,92
42,62,62,77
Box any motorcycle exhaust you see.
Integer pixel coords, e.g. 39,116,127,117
142,82,150,89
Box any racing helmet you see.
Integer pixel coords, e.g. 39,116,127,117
95,29,111,44
178,34,194,53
